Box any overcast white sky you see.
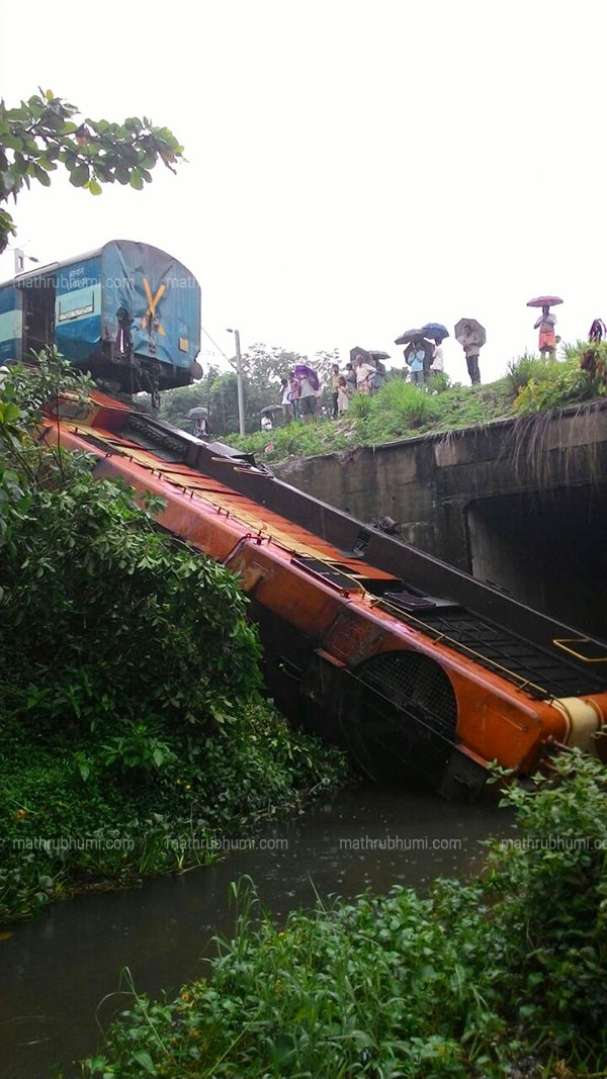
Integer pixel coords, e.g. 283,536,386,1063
1,0,606,383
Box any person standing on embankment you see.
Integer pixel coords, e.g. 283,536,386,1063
329,363,340,419
534,305,557,359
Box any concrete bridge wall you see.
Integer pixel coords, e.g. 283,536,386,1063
274,402,607,637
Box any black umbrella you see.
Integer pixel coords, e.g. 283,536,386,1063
350,345,370,363
395,328,425,345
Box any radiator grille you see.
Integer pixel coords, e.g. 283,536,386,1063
356,651,458,744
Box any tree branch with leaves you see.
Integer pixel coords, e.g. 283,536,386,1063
0,88,184,253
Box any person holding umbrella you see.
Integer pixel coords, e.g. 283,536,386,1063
395,329,433,385
527,295,563,360
534,307,557,358
405,341,428,385
368,350,389,392
355,353,376,394
454,318,486,385
349,346,376,394
421,322,449,377
188,406,210,438
463,343,481,384
294,363,320,422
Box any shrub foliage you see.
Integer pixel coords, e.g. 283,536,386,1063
87,752,607,1078
0,354,346,922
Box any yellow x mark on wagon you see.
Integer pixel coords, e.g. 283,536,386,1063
141,277,167,335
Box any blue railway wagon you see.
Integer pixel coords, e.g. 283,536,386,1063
0,240,201,397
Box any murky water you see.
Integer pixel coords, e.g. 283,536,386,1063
0,784,513,1079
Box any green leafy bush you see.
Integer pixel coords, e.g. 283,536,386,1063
513,361,598,414
508,345,607,415
0,356,347,922
0,467,262,735
1,352,260,737
85,752,607,1078
0,89,184,253
97,724,178,774
506,352,555,394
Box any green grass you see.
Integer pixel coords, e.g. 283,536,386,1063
84,752,607,1078
230,376,517,462
229,350,607,464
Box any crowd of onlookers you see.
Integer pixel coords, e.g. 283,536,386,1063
262,299,607,430
278,367,319,423
272,342,445,427
275,357,378,425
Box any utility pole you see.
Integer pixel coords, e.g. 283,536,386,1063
13,248,39,274
227,327,246,436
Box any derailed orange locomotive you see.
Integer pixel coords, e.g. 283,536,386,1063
44,390,607,797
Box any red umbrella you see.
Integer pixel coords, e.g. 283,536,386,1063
526,295,563,308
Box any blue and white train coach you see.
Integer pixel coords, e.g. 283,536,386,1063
0,239,202,400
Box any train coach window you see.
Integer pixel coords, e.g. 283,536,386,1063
57,287,96,323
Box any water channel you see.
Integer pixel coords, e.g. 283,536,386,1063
1,783,514,1079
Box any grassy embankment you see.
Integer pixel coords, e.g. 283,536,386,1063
229,347,607,464
0,355,347,925
85,751,607,1079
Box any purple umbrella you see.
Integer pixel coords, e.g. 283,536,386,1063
294,364,320,390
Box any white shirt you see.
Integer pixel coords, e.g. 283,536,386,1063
431,345,444,372
355,363,374,386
